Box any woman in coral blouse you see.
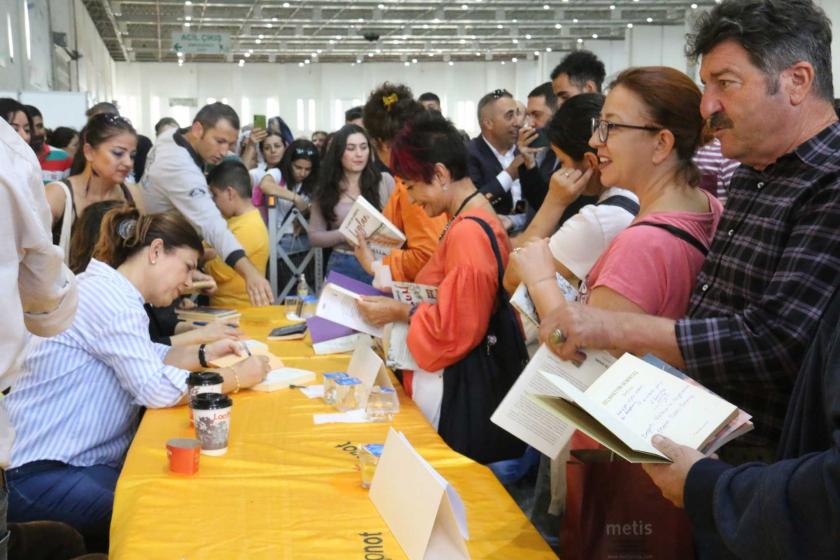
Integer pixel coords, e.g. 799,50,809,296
356,111,509,428
354,82,448,282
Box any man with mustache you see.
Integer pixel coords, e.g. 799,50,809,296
539,1,840,556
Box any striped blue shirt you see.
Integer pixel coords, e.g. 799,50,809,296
6,259,188,468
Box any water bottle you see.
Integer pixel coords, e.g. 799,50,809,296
296,274,310,298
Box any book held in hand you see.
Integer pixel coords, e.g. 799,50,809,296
338,195,406,259
382,282,439,370
493,346,753,463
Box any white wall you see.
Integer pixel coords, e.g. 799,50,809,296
0,0,115,106
114,60,540,139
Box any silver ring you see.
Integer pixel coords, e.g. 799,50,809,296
513,247,522,254
549,328,566,345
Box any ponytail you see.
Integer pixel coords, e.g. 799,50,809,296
93,207,204,268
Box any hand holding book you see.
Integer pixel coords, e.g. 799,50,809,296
641,435,708,508
356,296,410,326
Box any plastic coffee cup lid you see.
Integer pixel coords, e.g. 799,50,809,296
187,371,224,386
335,377,361,386
191,392,233,410
323,372,348,379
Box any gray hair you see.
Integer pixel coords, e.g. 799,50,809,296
686,0,833,100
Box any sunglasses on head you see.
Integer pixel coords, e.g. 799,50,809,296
294,147,317,157
490,89,511,98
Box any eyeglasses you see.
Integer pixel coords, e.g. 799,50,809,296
591,117,662,143
293,147,317,157
490,89,511,98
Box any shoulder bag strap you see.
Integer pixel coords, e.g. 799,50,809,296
463,216,506,299
628,221,709,257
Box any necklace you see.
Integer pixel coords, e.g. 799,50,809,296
439,189,482,241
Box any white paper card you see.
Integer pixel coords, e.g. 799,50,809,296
347,339,392,409
299,384,324,399
369,429,469,560
312,409,370,425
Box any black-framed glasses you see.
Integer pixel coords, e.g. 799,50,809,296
591,117,662,143
490,88,511,98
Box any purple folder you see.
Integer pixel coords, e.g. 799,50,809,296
306,271,384,343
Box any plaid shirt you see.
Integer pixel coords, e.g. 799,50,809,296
676,119,840,448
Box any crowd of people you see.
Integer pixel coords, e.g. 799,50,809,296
0,0,838,558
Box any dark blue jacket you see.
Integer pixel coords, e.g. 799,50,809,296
684,285,840,559
467,135,515,215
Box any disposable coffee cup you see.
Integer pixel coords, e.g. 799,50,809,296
187,371,224,426
192,392,233,456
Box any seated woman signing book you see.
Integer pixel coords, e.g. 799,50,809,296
3,208,269,552
356,112,527,464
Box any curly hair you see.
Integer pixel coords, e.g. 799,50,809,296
362,82,424,143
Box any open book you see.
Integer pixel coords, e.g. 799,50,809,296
339,195,406,259
493,346,753,463
315,283,384,338
382,282,439,370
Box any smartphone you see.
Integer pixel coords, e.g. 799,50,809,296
530,127,550,149
253,114,267,130
269,323,307,337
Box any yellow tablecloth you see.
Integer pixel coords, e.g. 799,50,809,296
110,307,555,559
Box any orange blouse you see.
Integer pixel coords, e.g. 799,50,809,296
381,178,448,282
406,208,510,383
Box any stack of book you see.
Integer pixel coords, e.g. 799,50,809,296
175,306,241,325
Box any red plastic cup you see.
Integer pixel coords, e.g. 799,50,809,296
166,438,200,475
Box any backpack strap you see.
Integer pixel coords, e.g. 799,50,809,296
628,221,709,257
597,195,640,216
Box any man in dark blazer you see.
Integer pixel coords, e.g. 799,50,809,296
466,89,524,227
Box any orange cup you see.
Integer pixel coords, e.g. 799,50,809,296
166,438,200,475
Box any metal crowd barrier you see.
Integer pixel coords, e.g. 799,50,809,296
265,195,323,302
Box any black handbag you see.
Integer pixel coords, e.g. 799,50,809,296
436,216,529,464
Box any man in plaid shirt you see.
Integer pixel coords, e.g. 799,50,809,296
540,0,840,464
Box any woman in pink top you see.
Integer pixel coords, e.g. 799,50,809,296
511,67,721,559
516,67,722,320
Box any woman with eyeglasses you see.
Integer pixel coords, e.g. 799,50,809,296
45,113,138,262
504,93,638,293
511,66,723,559
514,66,722,322
309,124,395,284
353,83,448,282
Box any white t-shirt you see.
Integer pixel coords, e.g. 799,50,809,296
548,187,638,281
